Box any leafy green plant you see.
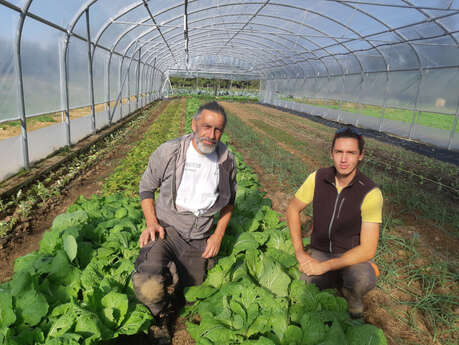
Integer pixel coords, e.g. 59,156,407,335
0,194,153,345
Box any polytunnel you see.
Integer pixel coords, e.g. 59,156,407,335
0,0,458,180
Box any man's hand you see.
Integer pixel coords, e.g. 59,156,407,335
202,233,223,259
139,223,165,248
296,251,329,276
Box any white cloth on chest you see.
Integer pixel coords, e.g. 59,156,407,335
176,142,219,216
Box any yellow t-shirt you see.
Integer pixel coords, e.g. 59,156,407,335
295,171,383,223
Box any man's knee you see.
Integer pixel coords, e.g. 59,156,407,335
341,262,377,295
132,272,166,315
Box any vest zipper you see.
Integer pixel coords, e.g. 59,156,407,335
328,193,341,253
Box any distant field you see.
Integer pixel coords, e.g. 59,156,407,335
283,97,458,132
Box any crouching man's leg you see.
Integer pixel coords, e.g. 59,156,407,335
340,262,378,318
132,239,173,317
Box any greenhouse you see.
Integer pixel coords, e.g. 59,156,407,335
0,1,458,345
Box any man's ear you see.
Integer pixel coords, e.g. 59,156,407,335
192,118,197,133
359,149,365,161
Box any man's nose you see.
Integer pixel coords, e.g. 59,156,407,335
209,128,216,139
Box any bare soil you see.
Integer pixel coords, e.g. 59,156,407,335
221,101,459,345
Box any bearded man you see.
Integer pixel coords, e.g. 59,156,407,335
132,101,237,340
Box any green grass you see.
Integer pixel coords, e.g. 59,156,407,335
0,115,59,129
283,96,458,132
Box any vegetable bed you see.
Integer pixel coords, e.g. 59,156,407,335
0,96,387,345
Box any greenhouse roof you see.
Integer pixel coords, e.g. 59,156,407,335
2,0,458,81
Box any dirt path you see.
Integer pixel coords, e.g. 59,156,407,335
222,101,458,345
0,101,169,283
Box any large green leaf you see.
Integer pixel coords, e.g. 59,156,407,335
117,304,153,336
63,235,78,262
16,289,49,326
233,232,260,255
282,325,303,345
100,291,129,328
257,256,291,297
0,290,16,328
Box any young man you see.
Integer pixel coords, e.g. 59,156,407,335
132,101,237,339
287,126,383,318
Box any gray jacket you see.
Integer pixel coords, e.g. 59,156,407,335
139,133,237,240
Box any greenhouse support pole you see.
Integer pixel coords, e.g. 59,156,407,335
145,66,150,103
447,99,459,150
136,48,141,110
109,58,136,122
85,9,96,133
379,67,391,132
14,1,33,170
59,37,71,147
409,68,423,140
118,59,123,118
127,65,131,113
105,54,111,124
150,58,156,101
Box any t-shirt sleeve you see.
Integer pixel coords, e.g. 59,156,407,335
294,171,316,205
361,187,383,223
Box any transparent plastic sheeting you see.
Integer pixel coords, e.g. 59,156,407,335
0,97,149,181
264,96,459,151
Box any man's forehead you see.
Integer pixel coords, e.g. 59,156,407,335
334,137,359,149
198,109,225,123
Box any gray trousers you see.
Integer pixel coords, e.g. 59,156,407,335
132,226,213,316
301,248,378,314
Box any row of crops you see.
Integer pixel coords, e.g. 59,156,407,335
0,97,387,345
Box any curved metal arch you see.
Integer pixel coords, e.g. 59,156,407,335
179,16,325,78
114,20,287,78
183,20,321,78
192,1,368,75
97,12,299,78
260,4,377,73
149,34,299,75
335,1,420,69
157,25,311,76
14,0,34,168
145,39,277,76
94,3,332,79
183,4,332,78
139,34,274,73
185,6,362,78
403,0,459,46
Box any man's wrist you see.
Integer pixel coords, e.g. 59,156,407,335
294,248,306,256
212,229,225,239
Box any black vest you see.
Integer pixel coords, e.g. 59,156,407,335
311,167,377,254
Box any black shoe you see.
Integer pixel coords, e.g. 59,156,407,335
349,312,362,319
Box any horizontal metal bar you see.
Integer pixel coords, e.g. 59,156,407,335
320,0,459,11
278,96,458,116
0,98,137,124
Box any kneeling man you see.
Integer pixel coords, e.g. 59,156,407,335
287,126,383,318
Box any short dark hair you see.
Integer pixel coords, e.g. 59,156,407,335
194,101,227,126
331,126,365,153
